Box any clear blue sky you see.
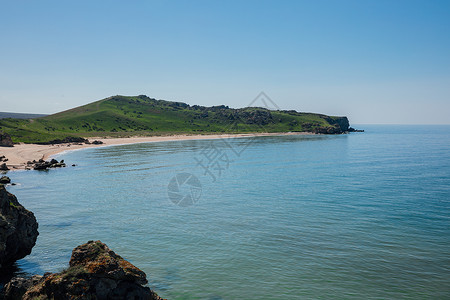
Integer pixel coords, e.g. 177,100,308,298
1,0,449,124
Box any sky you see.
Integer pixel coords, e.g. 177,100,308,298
1,0,449,124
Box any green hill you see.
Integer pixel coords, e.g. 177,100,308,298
0,95,350,143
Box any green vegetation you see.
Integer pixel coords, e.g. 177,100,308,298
0,95,350,143
9,201,20,209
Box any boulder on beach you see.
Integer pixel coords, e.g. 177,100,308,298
0,185,39,270
0,132,14,147
0,163,9,171
4,240,165,300
35,136,89,145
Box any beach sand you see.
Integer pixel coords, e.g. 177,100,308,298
0,132,313,170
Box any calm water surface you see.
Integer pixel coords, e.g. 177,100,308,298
5,125,450,299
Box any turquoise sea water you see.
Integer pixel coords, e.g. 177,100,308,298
4,125,450,299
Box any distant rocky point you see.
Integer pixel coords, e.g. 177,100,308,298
348,127,364,132
3,240,165,300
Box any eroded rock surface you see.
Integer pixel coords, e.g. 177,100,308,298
4,240,164,300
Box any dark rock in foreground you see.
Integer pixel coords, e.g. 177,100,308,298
0,185,38,270
0,163,8,171
0,132,14,147
4,240,165,300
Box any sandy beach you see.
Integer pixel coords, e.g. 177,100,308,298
0,132,313,170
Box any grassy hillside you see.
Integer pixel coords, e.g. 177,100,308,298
0,95,350,143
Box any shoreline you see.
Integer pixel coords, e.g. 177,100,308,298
0,132,314,170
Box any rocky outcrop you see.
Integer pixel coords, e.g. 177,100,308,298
0,185,39,270
90,140,104,145
313,125,343,134
4,240,165,300
2,275,42,299
0,163,8,171
0,132,14,147
348,127,364,132
30,159,66,170
319,116,349,133
332,116,350,132
36,136,89,145
0,176,11,184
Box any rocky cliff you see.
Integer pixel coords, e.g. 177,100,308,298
0,185,38,270
4,240,165,300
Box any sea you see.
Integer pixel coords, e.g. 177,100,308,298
3,125,450,299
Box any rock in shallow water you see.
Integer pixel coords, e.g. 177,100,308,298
4,240,165,300
0,185,39,270
0,176,11,184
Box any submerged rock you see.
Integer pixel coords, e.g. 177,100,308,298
0,185,39,270
4,240,165,300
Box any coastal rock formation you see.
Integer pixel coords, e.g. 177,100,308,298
0,176,11,184
331,116,350,132
36,136,90,145
0,185,39,270
2,275,42,299
0,132,14,147
348,127,365,132
0,163,8,171
32,159,66,170
4,240,165,300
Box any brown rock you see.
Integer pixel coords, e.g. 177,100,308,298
0,132,14,147
5,241,165,300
